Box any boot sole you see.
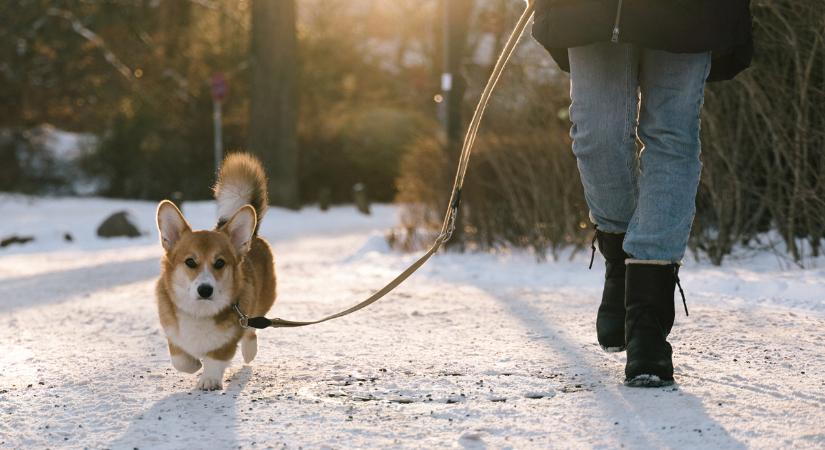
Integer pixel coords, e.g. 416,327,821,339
623,374,674,388
600,344,626,353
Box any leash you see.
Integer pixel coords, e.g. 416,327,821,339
235,0,537,330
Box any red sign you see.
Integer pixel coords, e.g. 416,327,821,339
211,73,228,101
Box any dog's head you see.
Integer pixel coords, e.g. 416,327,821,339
156,200,256,317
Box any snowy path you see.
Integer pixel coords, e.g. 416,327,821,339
1,196,824,449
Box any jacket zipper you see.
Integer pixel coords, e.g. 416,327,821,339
611,0,624,43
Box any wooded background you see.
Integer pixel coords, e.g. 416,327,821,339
1,0,823,266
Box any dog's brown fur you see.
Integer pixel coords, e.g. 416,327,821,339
155,153,275,390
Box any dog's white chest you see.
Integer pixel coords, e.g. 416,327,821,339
167,314,236,358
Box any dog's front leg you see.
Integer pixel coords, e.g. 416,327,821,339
168,340,201,374
196,357,230,390
241,330,258,363
197,342,237,390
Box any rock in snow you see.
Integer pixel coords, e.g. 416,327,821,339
96,211,141,238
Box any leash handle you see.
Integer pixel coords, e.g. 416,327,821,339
240,1,537,329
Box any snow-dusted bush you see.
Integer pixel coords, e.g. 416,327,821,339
0,125,98,195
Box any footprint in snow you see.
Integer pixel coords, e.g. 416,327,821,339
458,431,486,449
524,390,556,399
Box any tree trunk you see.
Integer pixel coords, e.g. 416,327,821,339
249,0,300,208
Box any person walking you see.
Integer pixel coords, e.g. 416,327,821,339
531,0,753,387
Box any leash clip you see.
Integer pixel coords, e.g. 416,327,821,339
232,303,250,329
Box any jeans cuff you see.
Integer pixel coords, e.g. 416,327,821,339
625,258,682,266
597,229,626,235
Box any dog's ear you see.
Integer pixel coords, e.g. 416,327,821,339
157,200,191,252
222,205,257,255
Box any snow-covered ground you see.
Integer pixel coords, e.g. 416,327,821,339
1,195,823,449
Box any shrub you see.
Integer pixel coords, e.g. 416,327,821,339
693,0,825,265
300,107,435,205
394,57,590,260
81,98,220,200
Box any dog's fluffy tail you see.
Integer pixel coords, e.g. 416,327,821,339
214,153,268,234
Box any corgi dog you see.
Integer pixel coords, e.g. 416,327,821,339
155,153,276,390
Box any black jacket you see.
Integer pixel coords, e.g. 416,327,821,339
531,0,753,82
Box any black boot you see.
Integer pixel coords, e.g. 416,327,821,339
623,261,687,387
589,229,629,352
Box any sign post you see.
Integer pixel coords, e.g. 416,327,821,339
440,0,450,137
210,73,228,174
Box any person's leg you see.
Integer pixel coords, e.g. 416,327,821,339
623,49,711,262
568,42,640,351
623,49,711,387
568,41,640,234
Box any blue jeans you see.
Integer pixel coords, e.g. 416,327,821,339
568,42,711,263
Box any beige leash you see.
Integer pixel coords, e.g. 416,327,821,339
235,0,537,329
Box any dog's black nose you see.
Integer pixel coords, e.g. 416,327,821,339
197,284,214,299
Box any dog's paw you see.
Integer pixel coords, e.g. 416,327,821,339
171,354,202,374
241,336,257,363
196,375,223,391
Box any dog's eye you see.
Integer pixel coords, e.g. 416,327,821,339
184,258,197,268
214,258,225,269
